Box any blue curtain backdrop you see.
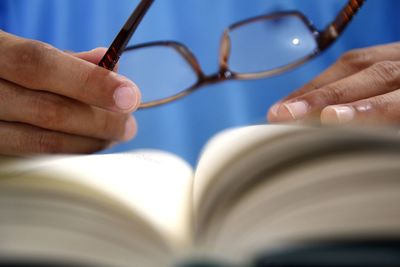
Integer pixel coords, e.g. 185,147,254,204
1,0,399,165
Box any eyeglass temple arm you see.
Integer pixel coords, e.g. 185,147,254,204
99,0,154,70
318,0,365,50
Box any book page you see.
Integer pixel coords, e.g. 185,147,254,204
190,125,400,266
193,125,300,213
0,150,194,248
204,152,400,264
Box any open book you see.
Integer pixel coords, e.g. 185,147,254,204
1,125,400,267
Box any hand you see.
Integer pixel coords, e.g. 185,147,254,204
268,42,400,126
0,31,141,155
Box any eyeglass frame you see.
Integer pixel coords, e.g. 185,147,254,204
101,0,365,109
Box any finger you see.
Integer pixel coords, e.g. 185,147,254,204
0,79,137,142
73,47,108,64
68,47,120,73
0,121,109,155
321,89,400,125
74,48,120,72
0,31,140,113
269,61,400,123
282,42,400,102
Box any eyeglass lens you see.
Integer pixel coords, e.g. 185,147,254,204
119,45,198,103
228,14,318,74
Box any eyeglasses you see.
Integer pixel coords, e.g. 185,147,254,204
101,0,365,109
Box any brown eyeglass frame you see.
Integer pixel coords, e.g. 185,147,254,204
100,0,365,109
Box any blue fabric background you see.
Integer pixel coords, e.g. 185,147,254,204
1,0,399,165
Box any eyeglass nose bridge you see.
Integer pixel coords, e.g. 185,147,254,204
162,41,236,91
219,29,231,75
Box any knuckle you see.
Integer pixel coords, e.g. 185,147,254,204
76,67,109,102
368,97,384,110
373,94,395,113
293,80,321,98
28,128,108,154
306,84,345,107
10,40,56,87
0,80,12,103
31,130,63,154
365,98,389,119
368,61,400,88
338,49,373,71
29,93,68,129
323,85,347,105
77,69,94,100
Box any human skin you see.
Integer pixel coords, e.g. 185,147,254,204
0,31,141,155
268,42,400,126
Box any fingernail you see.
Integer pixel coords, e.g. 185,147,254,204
281,101,309,121
123,118,136,141
321,106,355,125
114,86,137,111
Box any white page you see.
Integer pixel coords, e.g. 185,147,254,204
0,150,194,247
